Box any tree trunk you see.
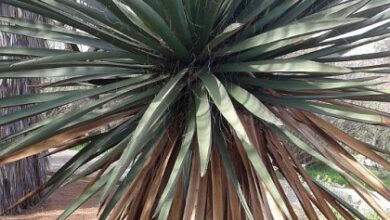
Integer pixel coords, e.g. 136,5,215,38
0,5,47,214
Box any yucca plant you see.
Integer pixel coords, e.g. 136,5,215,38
0,0,389,219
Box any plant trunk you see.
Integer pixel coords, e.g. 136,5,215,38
0,4,47,214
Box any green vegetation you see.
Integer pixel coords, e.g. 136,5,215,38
365,211,383,220
331,210,384,220
71,144,86,152
0,1,389,219
308,163,348,186
307,163,390,187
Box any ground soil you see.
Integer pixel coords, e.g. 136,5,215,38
0,180,99,220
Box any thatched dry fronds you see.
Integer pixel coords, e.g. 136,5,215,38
0,4,47,214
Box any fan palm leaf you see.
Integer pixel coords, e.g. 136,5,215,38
0,0,389,219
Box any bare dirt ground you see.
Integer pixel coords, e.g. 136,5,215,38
0,180,99,220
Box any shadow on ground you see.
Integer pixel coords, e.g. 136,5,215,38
0,180,99,220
